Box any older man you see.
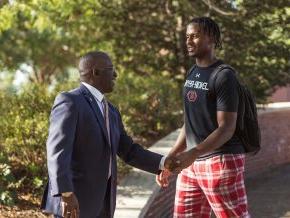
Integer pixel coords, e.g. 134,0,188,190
41,51,178,218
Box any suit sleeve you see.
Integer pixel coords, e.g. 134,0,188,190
116,111,162,174
46,93,78,196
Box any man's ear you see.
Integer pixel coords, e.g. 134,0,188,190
209,36,216,48
92,69,99,77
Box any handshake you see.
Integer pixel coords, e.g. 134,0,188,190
163,156,182,173
157,149,200,187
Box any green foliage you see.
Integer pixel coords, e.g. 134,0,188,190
101,0,289,102
0,153,17,206
1,0,289,100
216,0,290,102
110,69,182,140
0,85,51,166
0,84,53,204
0,0,111,83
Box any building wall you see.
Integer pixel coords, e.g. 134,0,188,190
142,110,290,218
269,86,290,102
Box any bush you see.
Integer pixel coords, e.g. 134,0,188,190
0,152,17,206
0,84,54,204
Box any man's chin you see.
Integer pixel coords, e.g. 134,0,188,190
103,87,114,94
188,52,196,57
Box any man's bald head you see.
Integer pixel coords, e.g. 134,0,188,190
79,51,116,93
78,51,112,76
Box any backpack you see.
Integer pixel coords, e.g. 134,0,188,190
208,64,261,155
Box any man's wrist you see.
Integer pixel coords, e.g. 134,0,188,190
61,192,73,197
192,146,203,157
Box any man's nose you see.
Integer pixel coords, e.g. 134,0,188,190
186,37,193,45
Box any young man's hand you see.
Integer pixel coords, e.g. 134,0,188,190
164,156,181,172
175,149,200,170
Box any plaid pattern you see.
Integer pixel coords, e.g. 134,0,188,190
174,154,249,218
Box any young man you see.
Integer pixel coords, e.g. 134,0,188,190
156,17,250,218
41,51,179,218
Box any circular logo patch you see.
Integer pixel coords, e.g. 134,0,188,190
187,90,197,102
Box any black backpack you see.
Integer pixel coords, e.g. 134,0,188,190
208,64,261,155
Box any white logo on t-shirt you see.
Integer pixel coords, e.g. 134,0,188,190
184,80,209,91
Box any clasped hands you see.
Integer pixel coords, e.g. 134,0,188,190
158,149,199,187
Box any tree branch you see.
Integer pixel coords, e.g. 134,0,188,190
201,0,237,16
32,65,40,83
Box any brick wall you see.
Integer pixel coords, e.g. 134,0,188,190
245,110,290,177
269,86,290,102
142,110,290,218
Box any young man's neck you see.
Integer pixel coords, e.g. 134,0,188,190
195,53,217,68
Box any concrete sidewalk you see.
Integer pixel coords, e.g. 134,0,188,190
246,164,290,218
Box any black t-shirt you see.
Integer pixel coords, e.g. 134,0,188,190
183,60,245,160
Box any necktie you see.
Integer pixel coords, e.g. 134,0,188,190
102,97,112,179
102,97,111,145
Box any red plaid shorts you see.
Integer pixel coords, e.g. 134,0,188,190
174,154,250,218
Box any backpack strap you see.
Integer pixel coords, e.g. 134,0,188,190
186,65,197,78
208,64,237,98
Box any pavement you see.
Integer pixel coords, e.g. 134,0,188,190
246,163,290,218
115,130,181,218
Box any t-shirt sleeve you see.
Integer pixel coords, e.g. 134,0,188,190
215,69,239,112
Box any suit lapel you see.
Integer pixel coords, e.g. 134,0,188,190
79,84,110,144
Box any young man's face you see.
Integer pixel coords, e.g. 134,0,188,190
186,23,214,58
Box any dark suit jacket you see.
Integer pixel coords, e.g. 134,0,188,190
41,84,162,218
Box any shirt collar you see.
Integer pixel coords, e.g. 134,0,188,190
82,82,104,103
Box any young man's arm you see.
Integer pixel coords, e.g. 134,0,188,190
168,124,187,157
156,112,237,186
174,111,237,170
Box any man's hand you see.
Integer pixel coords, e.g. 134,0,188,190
164,156,181,172
156,169,172,187
61,192,80,218
175,149,200,171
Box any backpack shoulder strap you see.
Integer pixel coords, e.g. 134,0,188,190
186,65,197,78
208,64,237,97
